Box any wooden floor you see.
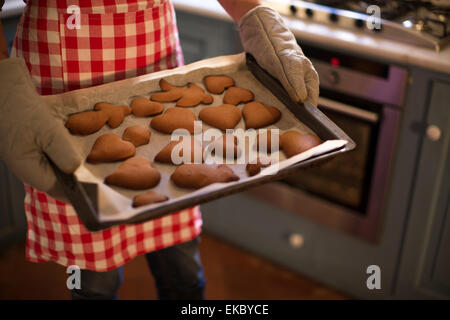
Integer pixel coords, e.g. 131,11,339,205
0,233,349,300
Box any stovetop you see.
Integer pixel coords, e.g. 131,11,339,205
281,0,450,51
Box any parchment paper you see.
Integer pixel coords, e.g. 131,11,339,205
43,53,347,223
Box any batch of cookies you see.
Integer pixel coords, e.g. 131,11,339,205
64,75,322,208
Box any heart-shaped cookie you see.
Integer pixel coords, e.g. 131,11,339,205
87,133,136,163
242,101,281,129
105,157,161,190
207,134,241,160
150,107,197,134
223,87,254,105
280,131,322,158
150,79,213,107
65,110,108,135
204,75,235,94
94,102,132,128
199,104,242,131
256,130,280,153
133,190,169,208
122,125,151,147
130,97,164,117
155,136,203,165
171,164,239,189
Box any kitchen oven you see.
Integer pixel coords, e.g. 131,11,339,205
247,43,408,243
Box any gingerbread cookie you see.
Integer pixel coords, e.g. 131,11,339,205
223,87,254,105
130,97,164,117
94,102,132,128
204,75,235,94
150,79,213,107
87,133,136,163
280,131,322,158
246,158,272,177
171,164,239,189
208,134,240,159
199,104,242,131
105,157,161,190
150,107,198,134
132,190,169,208
256,130,280,153
155,137,203,165
65,111,108,135
122,125,151,147
242,101,281,129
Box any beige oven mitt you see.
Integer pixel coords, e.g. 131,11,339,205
239,6,319,106
0,58,81,201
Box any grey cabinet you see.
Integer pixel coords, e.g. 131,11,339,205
176,11,242,64
174,8,450,299
395,80,450,299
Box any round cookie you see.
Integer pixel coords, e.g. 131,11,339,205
171,164,239,189
198,104,242,131
122,125,151,147
150,107,198,134
242,101,281,129
204,75,235,94
94,102,132,128
130,97,164,117
223,87,254,105
87,133,136,163
105,157,161,190
150,79,213,107
132,191,169,208
65,110,108,135
280,131,322,158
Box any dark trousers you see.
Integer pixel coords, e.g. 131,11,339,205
71,237,205,300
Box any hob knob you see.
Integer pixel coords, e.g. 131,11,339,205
289,233,304,249
426,125,441,141
327,70,340,85
289,5,297,16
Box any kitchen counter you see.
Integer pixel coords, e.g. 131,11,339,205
172,0,450,74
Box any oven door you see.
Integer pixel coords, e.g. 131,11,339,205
247,97,401,243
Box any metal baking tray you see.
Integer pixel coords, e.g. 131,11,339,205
49,54,355,231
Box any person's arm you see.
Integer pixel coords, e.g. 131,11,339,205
0,9,81,201
217,0,319,106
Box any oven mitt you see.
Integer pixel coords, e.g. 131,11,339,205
0,57,82,201
239,6,319,106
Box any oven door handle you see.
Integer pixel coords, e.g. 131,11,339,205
318,97,379,123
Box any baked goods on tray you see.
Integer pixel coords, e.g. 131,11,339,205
63,74,322,210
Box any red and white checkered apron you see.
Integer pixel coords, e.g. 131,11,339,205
11,0,202,272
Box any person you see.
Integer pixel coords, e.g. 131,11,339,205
0,0,318,300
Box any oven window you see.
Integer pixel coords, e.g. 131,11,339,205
282,106,379,214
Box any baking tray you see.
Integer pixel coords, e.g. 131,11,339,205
48,53,355,231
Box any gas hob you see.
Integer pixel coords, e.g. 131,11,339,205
269,0,450,51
